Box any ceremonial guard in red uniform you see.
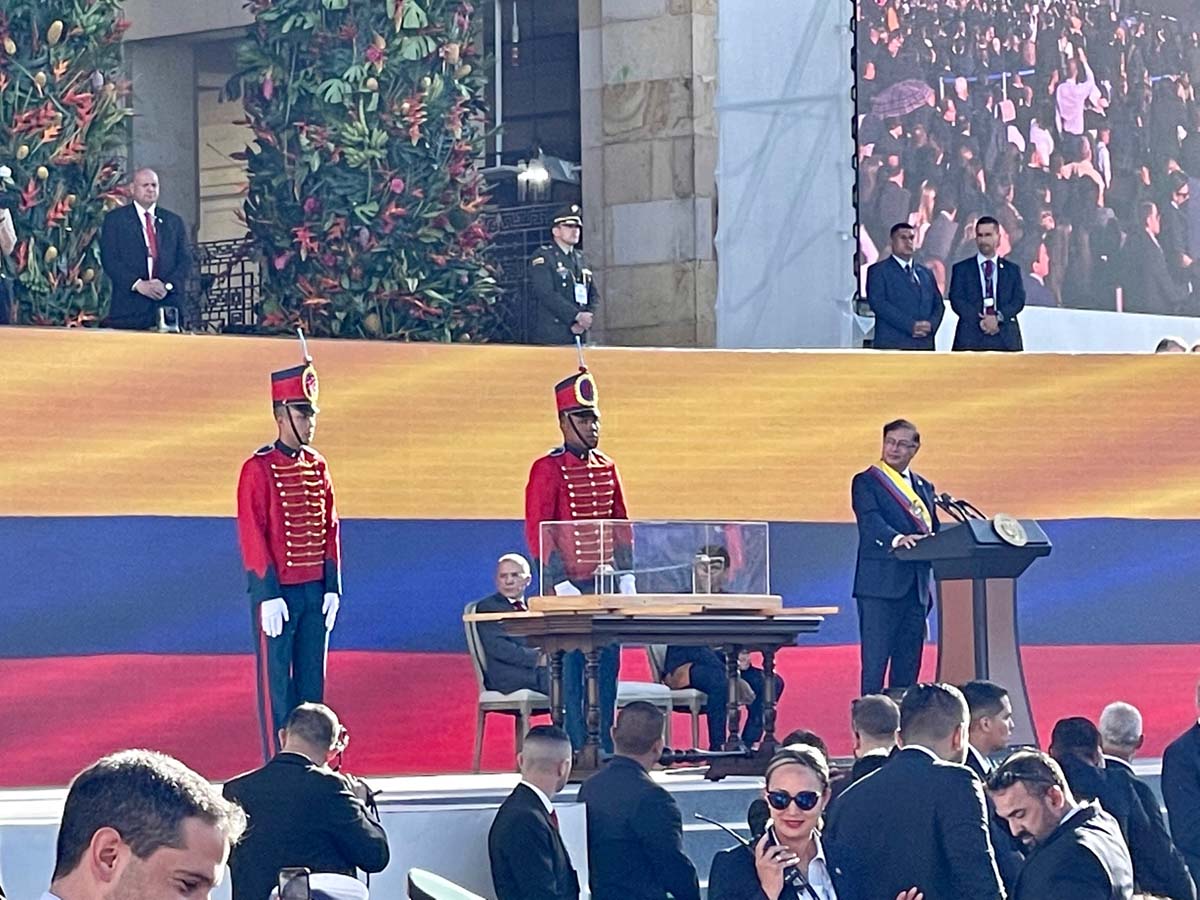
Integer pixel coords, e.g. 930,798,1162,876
524,365,635,752
237,335,342,760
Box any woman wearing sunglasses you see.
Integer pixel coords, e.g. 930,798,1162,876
708,746,925,900
708,744,848,900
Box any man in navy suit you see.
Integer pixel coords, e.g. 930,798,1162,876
99,168,192,330
949,215,1026,351
851,418,941,696
867,222,946,349
1162,679,1200,880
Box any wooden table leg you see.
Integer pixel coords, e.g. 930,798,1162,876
550,650,565,728
581,647,602,769
723,644,743,750
759,647,779,751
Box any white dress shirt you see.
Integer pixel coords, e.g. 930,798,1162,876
520,779,556,815
976,252,999,310
133,200,158,281
800,832,838,900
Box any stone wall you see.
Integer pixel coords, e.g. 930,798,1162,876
579,0,718,346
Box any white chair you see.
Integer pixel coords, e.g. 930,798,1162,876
463,600,550,771
408,869,486,900
645,644,708,748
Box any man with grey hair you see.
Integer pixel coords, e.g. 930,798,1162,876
473,553,549,694
489,725,579,900
1100,702,1145,762
46,749,246,900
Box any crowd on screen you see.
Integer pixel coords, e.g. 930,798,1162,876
857,0,1200,316
17,678,1200,900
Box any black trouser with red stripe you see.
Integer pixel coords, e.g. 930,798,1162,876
253,580,328,761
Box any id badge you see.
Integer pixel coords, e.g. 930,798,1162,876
574,282,589,307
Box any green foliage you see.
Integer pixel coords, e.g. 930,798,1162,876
229,0,499,340
0,1,130,325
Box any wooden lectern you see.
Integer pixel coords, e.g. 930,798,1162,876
896,517,1051,746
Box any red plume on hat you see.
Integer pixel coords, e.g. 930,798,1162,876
270,328,320,412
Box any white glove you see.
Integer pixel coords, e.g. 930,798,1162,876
618,573,637,595
322,592,340,631
554,580,583,596
260,598,288,638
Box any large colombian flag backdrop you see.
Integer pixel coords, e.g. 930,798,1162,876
2,329,1199,787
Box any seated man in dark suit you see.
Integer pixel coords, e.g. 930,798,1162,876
866,223,945,350
825,683,1005,900
223,703,390,900
1163,680,1200,881
851,418,941,696
662,546,784,749
578,702,700,900
489,725,579,900
99,168,193,330
948,215,1026,351
988,749,1133,900
961,680,1025,890
474,553,548,694
1123,200,1190,315
1050,717,1194,900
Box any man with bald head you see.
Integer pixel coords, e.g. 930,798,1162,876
1163,679,1200,880
100,167,192,330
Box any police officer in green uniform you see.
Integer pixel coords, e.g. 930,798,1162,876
528,204,599,345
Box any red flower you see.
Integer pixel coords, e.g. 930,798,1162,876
389,176,405,193
365,45,386,66
262,72,274,101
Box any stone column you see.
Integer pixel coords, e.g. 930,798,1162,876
125,39,200,239
579,0,717,347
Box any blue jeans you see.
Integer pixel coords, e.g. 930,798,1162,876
561,644,620,753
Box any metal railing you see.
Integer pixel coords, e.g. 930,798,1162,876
189,202,559,341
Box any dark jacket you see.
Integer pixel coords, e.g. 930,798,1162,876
948,255,1026,351
965,746,1026,892
1059,757,1195,900
577,754,700,900
1163,724,1200,882
474,592,545,694
99,202,192,329
222,753,390,900
851,467,940,601
488,783,579,900
824,747,1004,900
1104,756,1195,900
866,255,945,350
1122,228,1189,316
528,243,597,345
1012,803,1133,900
707,835,861,900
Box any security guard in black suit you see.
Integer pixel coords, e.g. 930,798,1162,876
223,703,390,900
488,725,579,900
529,205,598,345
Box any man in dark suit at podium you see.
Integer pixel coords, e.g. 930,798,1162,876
866,223,945,349
949,216,1026,351
851,419,941,696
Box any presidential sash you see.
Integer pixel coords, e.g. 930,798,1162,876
868,461,933,534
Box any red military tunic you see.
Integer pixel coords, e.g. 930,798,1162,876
524,444,630,588
237,441,342,604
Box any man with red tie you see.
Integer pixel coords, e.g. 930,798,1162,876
525,366,635,752
949,215,1026,351
237,336,342,760
99,168,193,330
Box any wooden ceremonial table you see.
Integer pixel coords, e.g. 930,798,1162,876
463,594,836,778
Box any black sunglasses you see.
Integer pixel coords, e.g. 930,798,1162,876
766,789,821,812
986,770,1057,792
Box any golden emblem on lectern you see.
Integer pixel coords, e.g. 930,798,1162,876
992,513,1028,547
